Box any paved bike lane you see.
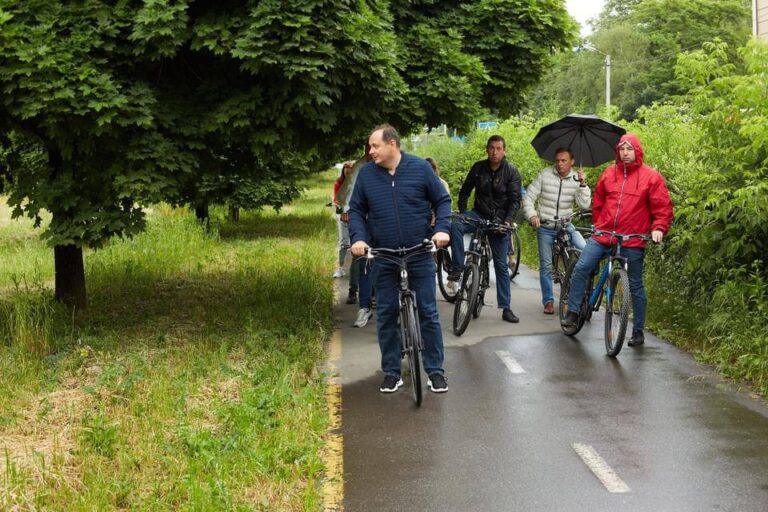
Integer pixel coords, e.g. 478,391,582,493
333,265,768,511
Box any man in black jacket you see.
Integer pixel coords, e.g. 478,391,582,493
449,135,522,323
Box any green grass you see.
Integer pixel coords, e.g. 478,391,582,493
0,171,338,510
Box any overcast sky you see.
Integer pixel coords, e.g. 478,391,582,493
566,0,606,37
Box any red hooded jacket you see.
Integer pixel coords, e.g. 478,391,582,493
592,133,673,249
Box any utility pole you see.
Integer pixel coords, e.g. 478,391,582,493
584,44,612,118
605,53,611,117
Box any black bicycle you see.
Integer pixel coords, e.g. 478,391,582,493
547,212,590,290
559,230,651,357
436,246,458,303
367,240,436,405
507,222,522,281
452,215,512,336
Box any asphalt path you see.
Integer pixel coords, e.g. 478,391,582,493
334,263,768,512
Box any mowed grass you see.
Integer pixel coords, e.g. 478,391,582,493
0,171,338,510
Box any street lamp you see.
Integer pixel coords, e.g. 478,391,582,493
583,44,611,118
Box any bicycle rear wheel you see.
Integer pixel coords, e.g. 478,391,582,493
508,229,522,281
604,268,631,357
559,256,589,336
453,263,479,336
436,248,458,303
402,296,423,405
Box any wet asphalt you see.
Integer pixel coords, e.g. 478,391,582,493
335,264,768,512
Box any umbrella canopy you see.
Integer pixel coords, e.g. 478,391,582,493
531,114,626,168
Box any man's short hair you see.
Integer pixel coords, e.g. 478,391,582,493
554,147,574,159
486,135,506,149
372,124,401,148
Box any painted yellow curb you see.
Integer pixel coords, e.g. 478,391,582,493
322,330,344,511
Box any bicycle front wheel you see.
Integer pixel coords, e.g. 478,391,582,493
436,248,458,303
402,296,423,405
453,263,479,336
473,260,488,319
559,256,589,336
508,229,522,281
604,268,631,357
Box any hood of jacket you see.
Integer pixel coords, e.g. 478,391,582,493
615,133,644,174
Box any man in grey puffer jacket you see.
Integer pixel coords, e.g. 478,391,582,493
523,147,591,314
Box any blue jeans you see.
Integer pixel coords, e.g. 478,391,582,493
450,210,511,309
374,255,444,377
537,223,585,305
566,239,647,330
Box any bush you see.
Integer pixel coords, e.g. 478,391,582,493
410,39,768,395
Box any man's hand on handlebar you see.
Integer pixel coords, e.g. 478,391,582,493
350,240,369,256
651,230,664,244
432,231,450,248
529,215,541,229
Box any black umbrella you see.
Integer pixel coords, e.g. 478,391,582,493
531,114,626,168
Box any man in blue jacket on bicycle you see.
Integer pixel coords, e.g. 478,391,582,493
449,135,522,323
349,124,452,393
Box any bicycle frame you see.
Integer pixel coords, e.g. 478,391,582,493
584,231,649,312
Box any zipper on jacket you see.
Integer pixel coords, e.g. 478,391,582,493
390,173,404,246
611,166,628,241
555,176,563,220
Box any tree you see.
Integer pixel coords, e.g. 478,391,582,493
526,0,751,120
0,0,574,308
673,39,768,277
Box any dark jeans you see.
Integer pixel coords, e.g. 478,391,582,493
566,239,647,330
450,210,511,309
374,255,444,377
355,257,374,309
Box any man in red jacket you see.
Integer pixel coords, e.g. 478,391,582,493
561,134,673,346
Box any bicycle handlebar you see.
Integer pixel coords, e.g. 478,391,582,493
591,229,651,241
366,239,436,261
451,213,514,233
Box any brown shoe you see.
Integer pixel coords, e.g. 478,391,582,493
543,302,555,315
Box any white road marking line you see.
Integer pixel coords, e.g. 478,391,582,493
495,350,526,374
572,443,631,493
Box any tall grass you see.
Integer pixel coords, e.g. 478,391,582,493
0,171,338,510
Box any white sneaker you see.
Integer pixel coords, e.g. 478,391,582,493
332,267,346,278
446,280,459,294
353,308,373,328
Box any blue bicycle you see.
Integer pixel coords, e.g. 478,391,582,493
559,230,651,357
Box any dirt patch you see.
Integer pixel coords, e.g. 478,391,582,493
0,383,91,494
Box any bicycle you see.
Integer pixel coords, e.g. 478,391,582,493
507,223,522,281
559,230,651,357
547,211,590,289
452,215,512,336
367,240,436,405
435,246,458,303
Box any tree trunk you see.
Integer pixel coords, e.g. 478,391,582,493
229,205,240,222
194,203,209,222
54,244,87,310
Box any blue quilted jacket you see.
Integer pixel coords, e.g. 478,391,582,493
349,152,451,249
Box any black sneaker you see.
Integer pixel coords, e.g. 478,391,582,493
628,329,645,347
447,270,461,282
379,375,403,393
346,290,357,304
428,373,448,393
561,311,579,328
502,308,519,323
